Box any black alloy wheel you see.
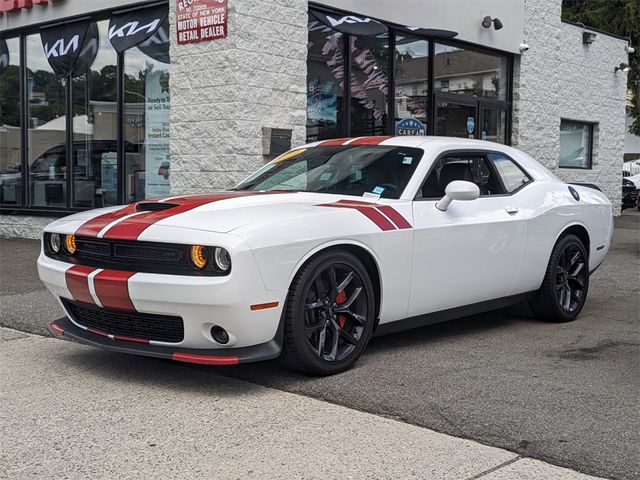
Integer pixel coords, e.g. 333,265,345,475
530,234,589,322
283,250,375,375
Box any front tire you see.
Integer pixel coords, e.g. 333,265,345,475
530,234,589,322
282,250,375,375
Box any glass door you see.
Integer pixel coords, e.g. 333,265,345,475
480,106,507,144
435,96,478,139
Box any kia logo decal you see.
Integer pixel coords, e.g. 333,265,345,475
108,19,161,40
326,15,374,27
43,35,79,58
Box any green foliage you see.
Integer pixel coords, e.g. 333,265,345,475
562,0,640,135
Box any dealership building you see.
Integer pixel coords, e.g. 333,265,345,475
0,0,630,238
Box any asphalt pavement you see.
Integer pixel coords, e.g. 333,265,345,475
0,211,638,479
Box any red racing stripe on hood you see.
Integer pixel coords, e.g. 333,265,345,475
75,204,138,237
93,270,136,312
96,191,292,241
65,265,96,305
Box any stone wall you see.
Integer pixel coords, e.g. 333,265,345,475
0,215,52,239
513,0,628,213
168,0,308,195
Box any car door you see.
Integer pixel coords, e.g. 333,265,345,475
408,151,529,317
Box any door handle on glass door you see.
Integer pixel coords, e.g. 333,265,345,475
505,206,519,214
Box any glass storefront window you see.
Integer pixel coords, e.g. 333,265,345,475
26,33,67,207
434,44,508,100
307,20,344,142
482,108,506,143
350,35,389,137
559,119,593,169
72,21,118,208
394,36,428,136
124,30,171,202
0,38,22,205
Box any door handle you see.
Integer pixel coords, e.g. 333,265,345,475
505,206,519,214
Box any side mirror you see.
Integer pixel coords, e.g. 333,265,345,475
435,180,480,211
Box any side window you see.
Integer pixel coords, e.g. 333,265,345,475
420,154,504,198
488,153,531,193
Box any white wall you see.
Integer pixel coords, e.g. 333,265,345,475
512,0,628,214
168,0,308,195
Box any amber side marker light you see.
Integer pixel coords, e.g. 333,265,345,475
64,234,77,254
190,245,208,269
250,302,280,311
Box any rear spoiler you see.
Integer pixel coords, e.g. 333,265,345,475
568,182,602,192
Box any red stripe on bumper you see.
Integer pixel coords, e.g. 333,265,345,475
172,353,239,366
375,205,412,229
87,327,109,337
50,322,64,335
113,335,150,344
93,270,136,311
65,265,96,305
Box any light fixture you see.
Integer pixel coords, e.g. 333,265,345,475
190,245,208,269
582,31,597,44
615,62,630,73
64,234,77,255
482,16,503,31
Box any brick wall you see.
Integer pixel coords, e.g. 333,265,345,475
513,0,628,213
168,0,308,195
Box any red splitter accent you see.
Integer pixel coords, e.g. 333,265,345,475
172,353,239,366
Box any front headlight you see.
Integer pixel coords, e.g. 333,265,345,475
189,245,208,269
214,247,231,272
49,233,61,254
64,234,77,255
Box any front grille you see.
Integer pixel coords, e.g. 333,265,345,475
63,299,184,343
136,202,178,212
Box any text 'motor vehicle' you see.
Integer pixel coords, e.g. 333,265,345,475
39,137,613,374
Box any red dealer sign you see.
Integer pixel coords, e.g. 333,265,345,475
0,0,61,13
176,0,227,45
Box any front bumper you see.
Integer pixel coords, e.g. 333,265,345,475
51,316,282,365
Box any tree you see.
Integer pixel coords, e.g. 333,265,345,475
562,0,640,135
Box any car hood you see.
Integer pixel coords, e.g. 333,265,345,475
51,191,374,237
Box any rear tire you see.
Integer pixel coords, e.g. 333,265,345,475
282,250,375,375
530,234,589,323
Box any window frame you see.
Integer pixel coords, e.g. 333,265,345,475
0,1,169,217
558,118,595,170
414,148,533,201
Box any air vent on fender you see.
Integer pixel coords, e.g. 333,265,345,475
135,202,178,212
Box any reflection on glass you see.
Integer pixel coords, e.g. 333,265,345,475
482,108,506,144
307,20,344,142
434,44,507,100
394,36,428,136
436,101,475,138
350,35,389,137
27,34,66,207
559,120,592,169
124,25,171,202
72,21,118,207
0,38,22,205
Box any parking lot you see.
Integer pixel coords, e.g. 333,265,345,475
1,211,638,479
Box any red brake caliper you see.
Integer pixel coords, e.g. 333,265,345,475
336,290,347,328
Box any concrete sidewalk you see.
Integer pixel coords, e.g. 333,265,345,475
0,327,604,480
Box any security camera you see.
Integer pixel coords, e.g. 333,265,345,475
627,45,635,54
519,43,530,53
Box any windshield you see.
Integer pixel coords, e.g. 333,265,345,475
235,145,423,199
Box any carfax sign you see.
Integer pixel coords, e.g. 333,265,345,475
176,0,227,45
396,118,426,136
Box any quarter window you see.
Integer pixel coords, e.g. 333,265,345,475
488,153,531,193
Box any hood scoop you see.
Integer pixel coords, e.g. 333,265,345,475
135,202,179,212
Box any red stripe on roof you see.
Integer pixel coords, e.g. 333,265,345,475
93,270,137,312
65,265,96,305
355,206,396,231
317,137,351,146
347,136,393,145
375,205,412,229
172,353,239,366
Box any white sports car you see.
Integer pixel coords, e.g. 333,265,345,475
39,137,613,374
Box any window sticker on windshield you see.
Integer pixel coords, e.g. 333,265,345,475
402,156,413,165
319,172,333,181
269,148,306,165
372,186,385,195
350,170,363,182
